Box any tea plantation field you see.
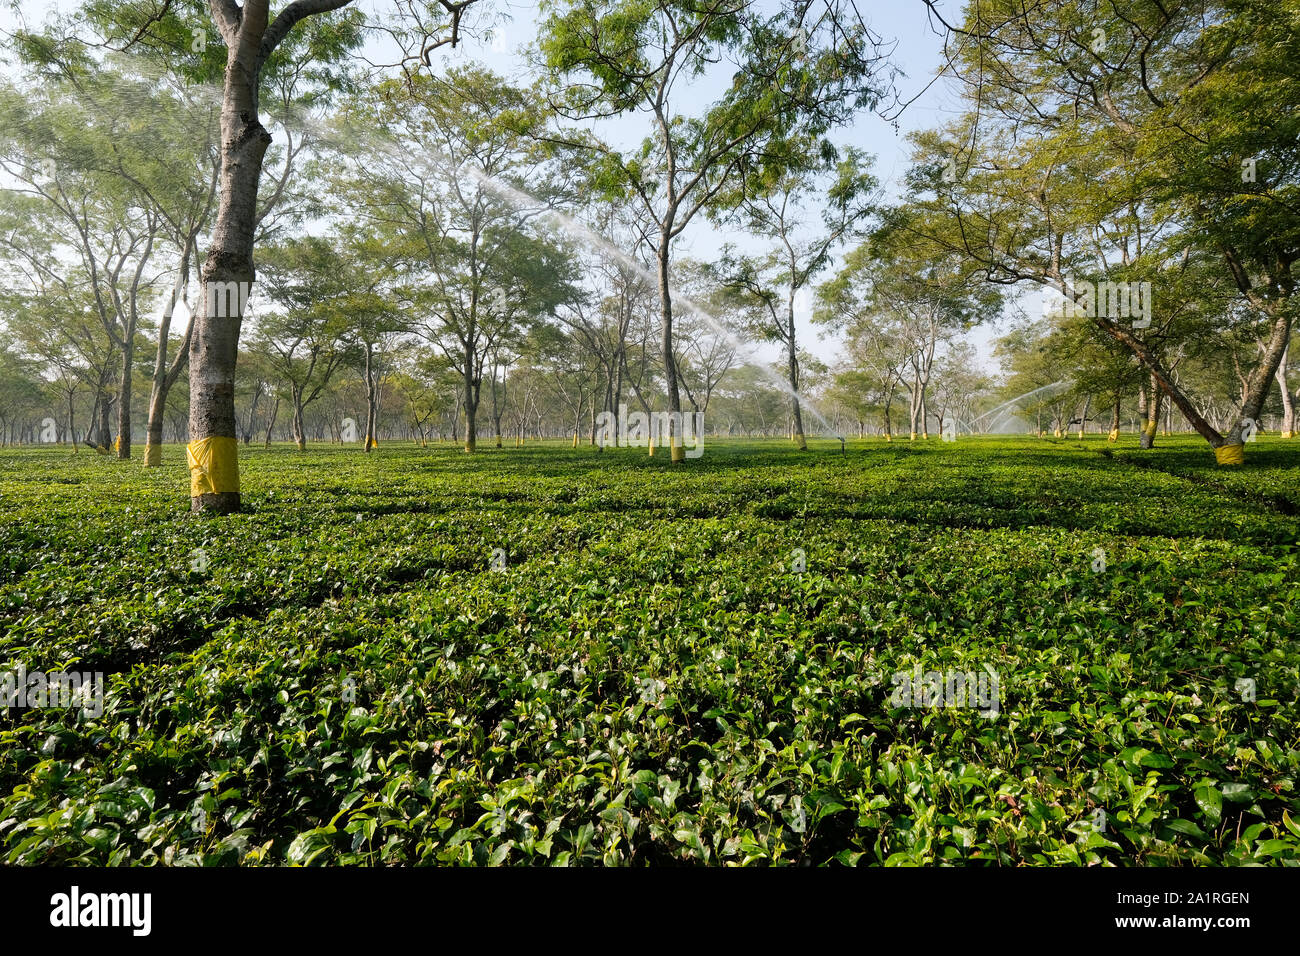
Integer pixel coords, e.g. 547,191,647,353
2,436,1298,865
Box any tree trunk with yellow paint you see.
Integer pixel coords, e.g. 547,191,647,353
1277,345,1294,438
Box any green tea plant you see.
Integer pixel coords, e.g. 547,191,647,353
1,436,1297,865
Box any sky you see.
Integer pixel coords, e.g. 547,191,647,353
1,0,1011,373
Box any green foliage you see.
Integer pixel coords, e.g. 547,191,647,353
1,437,1297,865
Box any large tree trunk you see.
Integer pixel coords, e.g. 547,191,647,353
187,0,356,506
96,393,113,453
1109,392,1121,441
188,10,275,513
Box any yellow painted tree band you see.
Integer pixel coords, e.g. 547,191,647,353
1141,422,1157,437
1108,428,1119,441
187,436,240,496
143,443,162,467
1283,431,1294,439
1214,443,1245,465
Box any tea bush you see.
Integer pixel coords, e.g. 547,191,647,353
1,435,1297,865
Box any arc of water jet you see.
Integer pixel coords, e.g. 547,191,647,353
966,380,1072,430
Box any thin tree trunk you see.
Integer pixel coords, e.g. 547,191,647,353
786,299,806,450
658,239,683,462
463,362,477,454
263,396,279,449
883,383,894,441
292,391,306,451
909,372,921,439
66,391,78,454
117,330,136,460
146,236,199,466
364,342,377,453
1277,345,1294,437
99,395,113,454
1140,369,1162,448
241,383,262,445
